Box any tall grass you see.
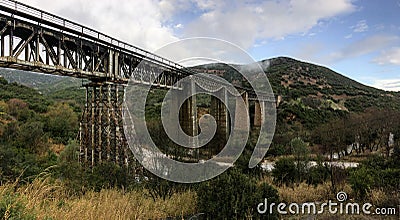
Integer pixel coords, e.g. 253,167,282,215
259,176,352,203
1,176,197,220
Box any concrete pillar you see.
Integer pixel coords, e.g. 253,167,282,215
179,78,198,148
262,101,267,126
168,89,180,143
276,95,282,107
108,49,113,78
210,95,219,126
234,92,249,131
210,88,229,141
190,79,198,143
254,101,262,127
114,51,119,79
220,88,229,140
108,49,119,79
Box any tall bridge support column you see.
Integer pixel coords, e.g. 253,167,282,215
79,82,131,168
210,88,229,141
234,92,250,131
179,78,198,152
254,101,262,127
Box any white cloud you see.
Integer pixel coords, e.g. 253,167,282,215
373,47,400,65
192,0,226,11
175,23,183,29
184,0,355,48
352,20,369,33
328,35,399,62
294,35,400,65
345,34,353,39
19,0,356,63
293,42,325,63
158,0,192,20
23,0,179,51
370,78,400,91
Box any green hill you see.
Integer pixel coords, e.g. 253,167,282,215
192,56,398,99
0,69,84,94
190,57,400,131
0,69,86,106
264,57,399,110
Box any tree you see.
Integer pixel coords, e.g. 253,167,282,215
392,139,400,162
6,98,32,122
272,157,297,186
350,155,400,201
349,165,374,198
86,162,130,192
17,121,46,153
314,119,352,192
45,103,78,144
290,137,309,183
1,121,18,143
307,159,330,186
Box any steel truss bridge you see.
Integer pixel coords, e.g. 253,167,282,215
0,0,276,168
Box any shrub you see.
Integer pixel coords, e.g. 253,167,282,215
349,166,375,199
0,193,36,220
306,162,330,186
272,157,297,186
197,168,279,219
45,103,78,144
267,144,288,156
143,172,185,201
85,162,130,192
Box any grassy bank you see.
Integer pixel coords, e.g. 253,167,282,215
1,177,197,220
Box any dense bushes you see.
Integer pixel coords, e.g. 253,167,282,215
45,103,78,144
0,192,36,220
0,79,51,113
0,144,57,184
53,141,136,194
272,156,331,187
349,155,400,199
272,157,297,186
277,101,346,130
306,161,330,186
0,81,80,184
197,168,279,219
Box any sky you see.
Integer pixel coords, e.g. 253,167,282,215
23,0,400,91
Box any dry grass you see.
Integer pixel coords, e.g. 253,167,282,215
258,177,400,220
2,173,397,219
1,176,197,220
277,182,334,203
260,176,353,203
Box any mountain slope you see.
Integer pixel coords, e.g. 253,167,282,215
264,57,400,110
192,57,399,108
191,56,400,129
0,69,83,94
0,69,86,107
